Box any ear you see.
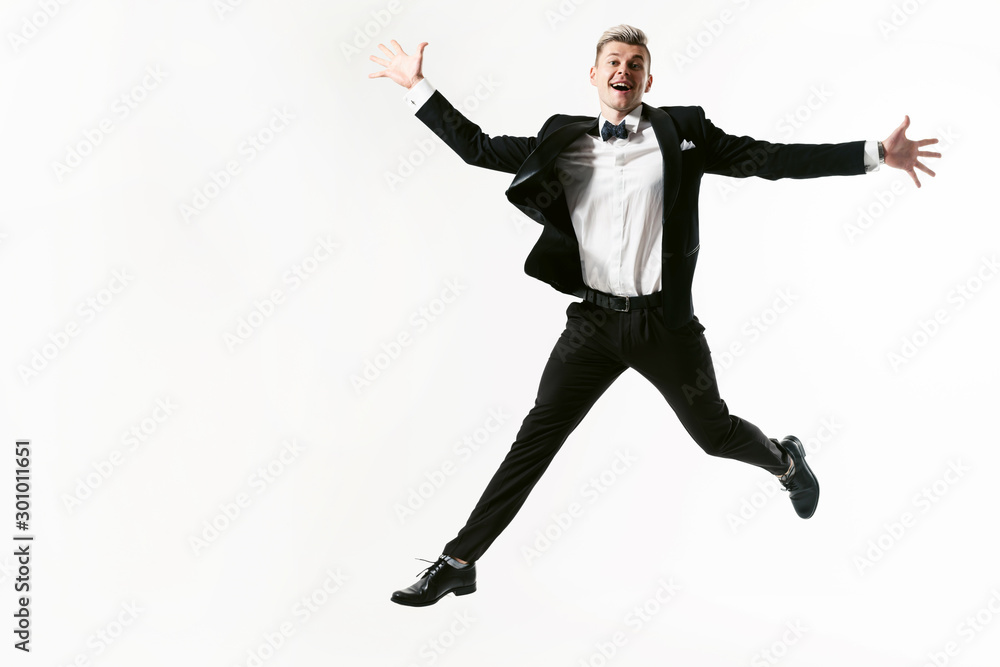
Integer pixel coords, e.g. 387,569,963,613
589,66,597,87
645,74,653,92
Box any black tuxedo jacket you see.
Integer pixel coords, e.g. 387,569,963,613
414,89,866,327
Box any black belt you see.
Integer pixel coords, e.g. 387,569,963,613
577,288,663,312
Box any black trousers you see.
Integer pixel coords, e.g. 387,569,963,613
442,299,789,562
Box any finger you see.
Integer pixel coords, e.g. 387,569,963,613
390,39,405,55
908,169,921,188
916,138,939,146
369,55,389,67
367,70,386,78
377,43,394,57
915,161,936,178
917,151,942,158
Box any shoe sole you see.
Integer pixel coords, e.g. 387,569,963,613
390,583,477,607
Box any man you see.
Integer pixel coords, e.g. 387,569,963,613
369,25,939,607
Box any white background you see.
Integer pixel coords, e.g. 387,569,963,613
3,0,998,665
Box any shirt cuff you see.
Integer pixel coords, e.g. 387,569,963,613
863,140,881,173
403,78,435,112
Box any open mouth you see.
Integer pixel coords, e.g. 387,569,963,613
610,81,632,92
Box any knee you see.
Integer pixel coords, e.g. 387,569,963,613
687,423,739,459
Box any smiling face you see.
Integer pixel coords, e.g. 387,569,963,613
590,41,652,124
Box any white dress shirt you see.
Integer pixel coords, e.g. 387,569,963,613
403,79,879,296
554,104,664,295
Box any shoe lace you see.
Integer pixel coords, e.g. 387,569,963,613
778,457,797,492
413,556,448,579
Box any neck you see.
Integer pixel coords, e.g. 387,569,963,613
602,102,640,126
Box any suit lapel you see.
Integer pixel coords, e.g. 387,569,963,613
643,103,682,223
507,118,597,197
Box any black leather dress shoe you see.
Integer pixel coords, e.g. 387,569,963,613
391,556,477,607
773,435,819,519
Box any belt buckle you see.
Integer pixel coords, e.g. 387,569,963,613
612,295,630,312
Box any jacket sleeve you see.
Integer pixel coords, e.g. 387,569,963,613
413,89,550,175
699,107,866,180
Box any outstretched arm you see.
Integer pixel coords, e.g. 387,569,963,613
369,40,542,174
701,109,868,181
882,115,940,188
701,109,941,187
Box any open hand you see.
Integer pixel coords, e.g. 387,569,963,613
368,40,428,89
883,115,941,188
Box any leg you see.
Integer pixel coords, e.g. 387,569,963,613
626,312,788,474
442,303,627,562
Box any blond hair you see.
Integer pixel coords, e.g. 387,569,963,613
595,24,650,72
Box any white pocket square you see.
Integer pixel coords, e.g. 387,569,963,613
680,139,696,151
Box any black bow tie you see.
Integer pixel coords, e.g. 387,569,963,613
601,119,628,141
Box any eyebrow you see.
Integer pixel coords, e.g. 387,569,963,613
605,52,644,60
